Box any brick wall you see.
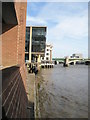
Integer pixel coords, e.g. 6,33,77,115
1,2,29,118
2,65,28,118
15,2,27,66
2,25,18,66
2,2,27,67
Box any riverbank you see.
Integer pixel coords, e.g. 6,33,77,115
26,64,88,118
26,69,41,118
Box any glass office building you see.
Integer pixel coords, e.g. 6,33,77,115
25,26,47,62
32,27,46,53
25,27,30,61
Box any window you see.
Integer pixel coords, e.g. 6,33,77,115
32,27,46,52
46,57,49,60
46,53,49,55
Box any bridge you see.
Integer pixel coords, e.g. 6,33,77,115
63,57,84,67
53,58,90,66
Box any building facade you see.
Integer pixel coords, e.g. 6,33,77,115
41,44,53,62
70,53,83,59
0,2,29,118
25,26,47,63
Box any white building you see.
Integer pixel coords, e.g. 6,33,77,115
41,44,53,62
70,53,83,59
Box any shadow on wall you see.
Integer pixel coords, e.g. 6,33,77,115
2,107,8,120
2,66,29,118
2,2,18,34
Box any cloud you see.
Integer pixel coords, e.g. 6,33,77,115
48,12,88,40
26,16,47,26
26,2,88,57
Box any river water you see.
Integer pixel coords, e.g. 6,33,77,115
36,64,88,118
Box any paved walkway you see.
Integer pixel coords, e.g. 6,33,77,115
26,71,35,118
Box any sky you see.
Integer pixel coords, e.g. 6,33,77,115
26,2,88,58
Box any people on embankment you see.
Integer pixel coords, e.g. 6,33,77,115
27,63,38,75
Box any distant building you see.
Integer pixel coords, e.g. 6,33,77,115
70,53,83,59
41,44,53,62
25,26,47,63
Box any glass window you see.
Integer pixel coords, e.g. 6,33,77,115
25,54,29,61
32,27,46,52
25,27,30,52
46,57,49,60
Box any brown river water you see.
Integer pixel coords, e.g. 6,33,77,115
36,64,88,118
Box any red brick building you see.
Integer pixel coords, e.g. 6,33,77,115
0,1,30,118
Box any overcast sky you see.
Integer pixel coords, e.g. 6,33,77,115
26,2,88,58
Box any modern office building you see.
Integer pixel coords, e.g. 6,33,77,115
41,44,53,62
25,26,47,63
1,2,29,118
70,53,83,59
